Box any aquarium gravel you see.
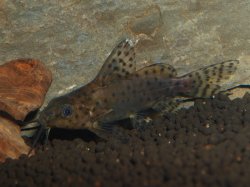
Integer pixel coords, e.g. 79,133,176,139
1,93,250,187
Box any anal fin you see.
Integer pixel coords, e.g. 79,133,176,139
152,97,182,115
129,112,153,131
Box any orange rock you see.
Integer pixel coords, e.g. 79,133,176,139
0,59,52,120
0,116,31,163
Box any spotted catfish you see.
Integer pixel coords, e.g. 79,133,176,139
36,39,239,139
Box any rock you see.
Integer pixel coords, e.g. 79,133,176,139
128,5,163,40
0,116,31,163
0,59,52,120
0,1,249,101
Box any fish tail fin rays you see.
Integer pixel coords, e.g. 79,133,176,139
94,39,136,86
180,60,239,98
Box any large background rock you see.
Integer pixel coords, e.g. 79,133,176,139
0,0,249,106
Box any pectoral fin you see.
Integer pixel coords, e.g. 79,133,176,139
90,121,114,140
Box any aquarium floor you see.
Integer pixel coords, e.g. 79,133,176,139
1,94,250,187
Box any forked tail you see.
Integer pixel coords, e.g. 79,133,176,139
180,60,239,98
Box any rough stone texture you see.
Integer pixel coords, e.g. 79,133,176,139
1,93,250,187
0,0,249,107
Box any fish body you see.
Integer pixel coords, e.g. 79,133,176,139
38,39,239,137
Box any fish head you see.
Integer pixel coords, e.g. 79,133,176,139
38,95,92,129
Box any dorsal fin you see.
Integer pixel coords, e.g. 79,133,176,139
135,63,177,78
95,39,136,86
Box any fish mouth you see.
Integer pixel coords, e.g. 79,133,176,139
20,118,48,155
28,118,50,154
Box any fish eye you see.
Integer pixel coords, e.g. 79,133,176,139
62,104,73,117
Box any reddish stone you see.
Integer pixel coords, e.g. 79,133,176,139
0,116,31,163
0,59,52,120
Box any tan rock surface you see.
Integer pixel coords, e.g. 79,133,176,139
0,0,249,104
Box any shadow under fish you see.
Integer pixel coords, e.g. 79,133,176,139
22,38,240,149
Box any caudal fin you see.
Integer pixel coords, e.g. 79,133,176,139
181,60,239,98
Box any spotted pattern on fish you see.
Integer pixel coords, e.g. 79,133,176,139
136,63,177,79
96,39,136,85
34,38,239,141
180,60,239,97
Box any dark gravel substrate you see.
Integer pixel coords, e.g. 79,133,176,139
1,93,250,187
